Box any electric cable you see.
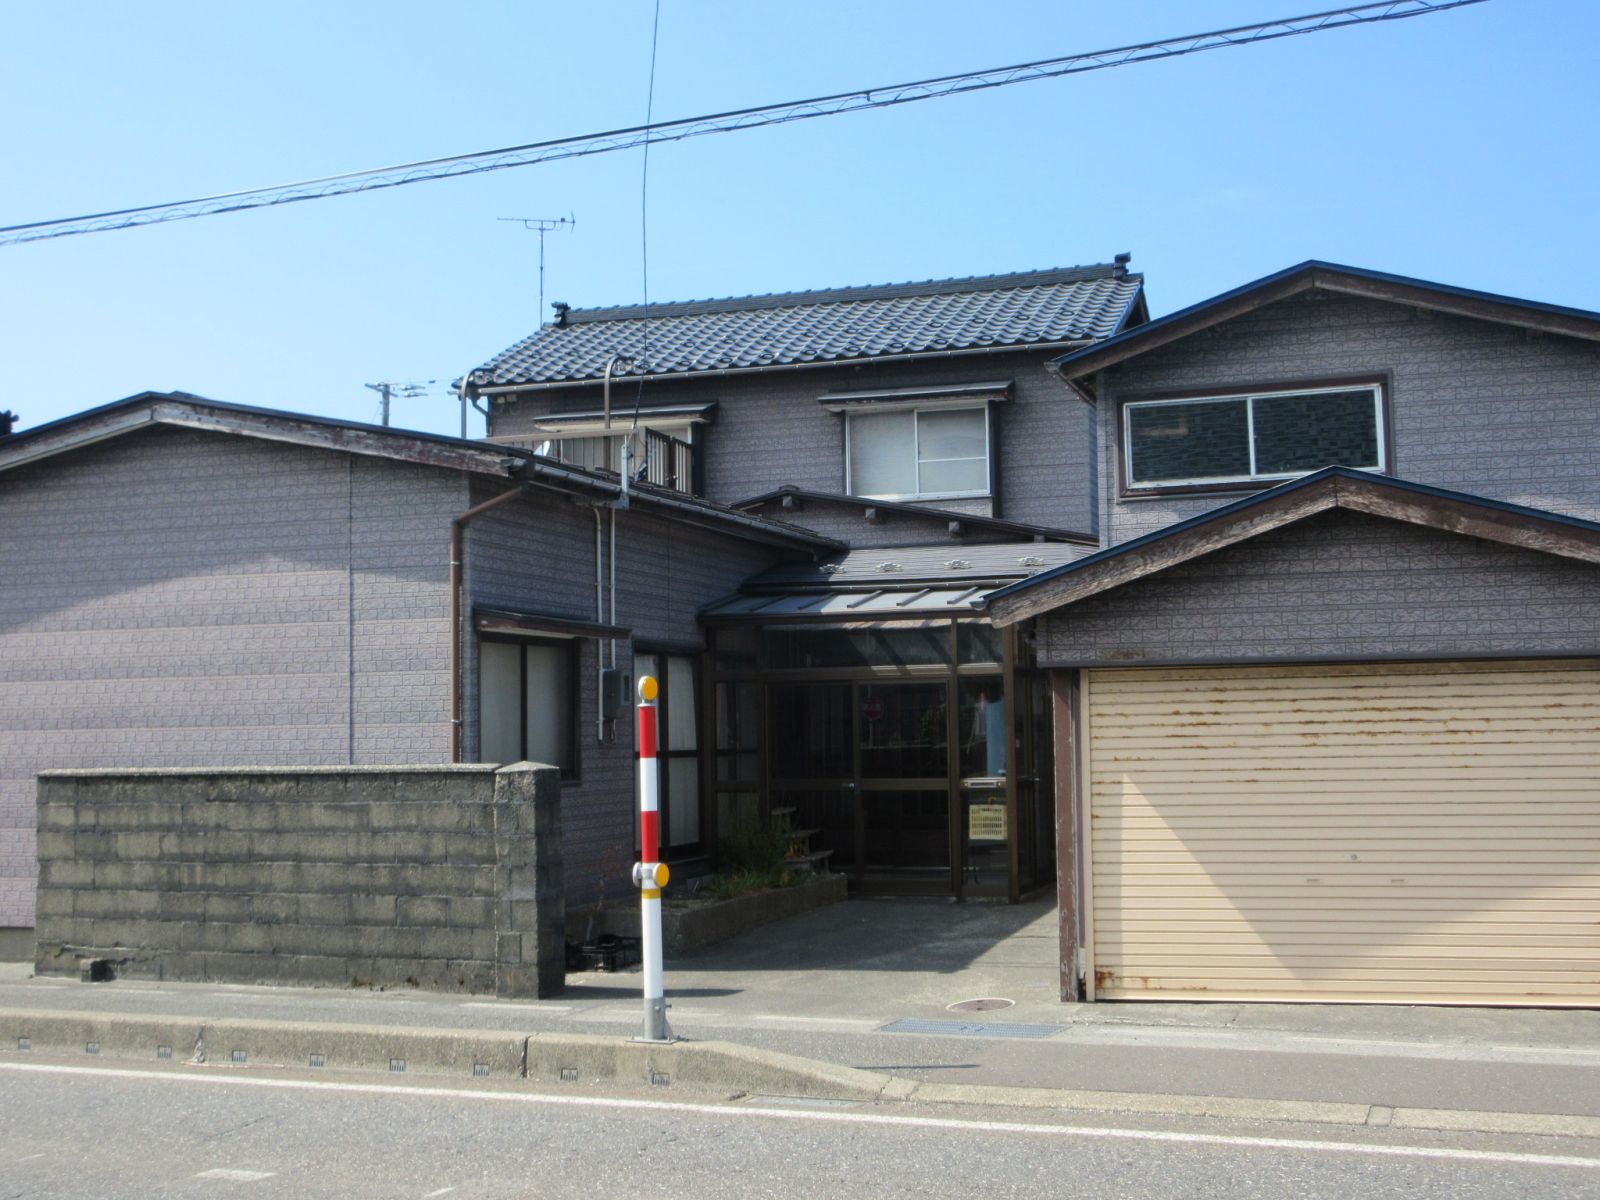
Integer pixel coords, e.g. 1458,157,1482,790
0,0,1486,247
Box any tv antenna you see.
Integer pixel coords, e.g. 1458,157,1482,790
498,214,575,322
363,379,433,427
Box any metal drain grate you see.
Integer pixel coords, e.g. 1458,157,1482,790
878,1018,1062,1040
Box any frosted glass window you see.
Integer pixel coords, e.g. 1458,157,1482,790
477,638,575,776
848,406,989,500
523,642,571,771
479,642,523,765
667,656,698,751
667,758,701,846
634,647,704,854
848,410,917,498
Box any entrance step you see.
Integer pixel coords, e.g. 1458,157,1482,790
786,849,834,874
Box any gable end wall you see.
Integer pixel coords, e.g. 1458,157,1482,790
0,426,462,931
1099,293,1600,544
1036,509,1600,668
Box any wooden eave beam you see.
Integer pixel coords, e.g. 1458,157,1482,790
1316,274,1600,344
989,473,1600,627
987,479,1339,625
1335,479,1600,564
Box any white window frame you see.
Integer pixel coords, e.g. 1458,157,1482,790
1123,383,1386,491
844,403,992,502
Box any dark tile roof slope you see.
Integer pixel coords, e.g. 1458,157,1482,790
471,263,1144,388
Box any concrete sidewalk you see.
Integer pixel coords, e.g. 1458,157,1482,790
3,895,1599,1137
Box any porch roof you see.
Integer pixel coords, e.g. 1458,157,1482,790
704,541,1089,620
703,586,991,621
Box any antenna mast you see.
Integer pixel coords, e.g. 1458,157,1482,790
498,214,576,321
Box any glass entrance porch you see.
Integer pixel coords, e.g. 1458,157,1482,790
707,618,1054,901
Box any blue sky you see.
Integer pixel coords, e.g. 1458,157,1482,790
2,1,1594,437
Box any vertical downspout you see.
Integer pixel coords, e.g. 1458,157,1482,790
601,353,635,744
594,506,606,743
449,483,527,762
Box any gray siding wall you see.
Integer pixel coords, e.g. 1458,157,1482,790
462,482,785,906
0,427,461,930
489,350,1098,537
1036,510,1600,668
1099,293,1600,545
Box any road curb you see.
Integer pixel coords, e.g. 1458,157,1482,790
5,1006,1599,1141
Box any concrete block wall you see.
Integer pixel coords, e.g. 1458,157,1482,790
1099,293,1600,544
1037,509,1600,668
0,426,462,934
34,764,564,997
488,350,1099,536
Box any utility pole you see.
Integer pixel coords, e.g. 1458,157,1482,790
497,215,575,321
363,380,432,427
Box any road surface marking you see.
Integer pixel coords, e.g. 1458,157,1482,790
460,1003,572,1013
422,1188,457,1197
2,1060,1595,1173
195,1168,276,1181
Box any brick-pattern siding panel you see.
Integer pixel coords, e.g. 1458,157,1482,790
1038,510,1600,667
1099,294,1600,544
0,428,462,929
491,350,1097,537
461,485,786,906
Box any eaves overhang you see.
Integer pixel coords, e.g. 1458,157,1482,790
1050,261,1600,390
735,486,1097,546
984,466,1600,626
0,391,842,556
472,340,1098,396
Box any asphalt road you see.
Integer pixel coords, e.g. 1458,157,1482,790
3,1058,1599,1200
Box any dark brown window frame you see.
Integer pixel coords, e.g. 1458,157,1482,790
632,644,708,860
477,634,581,781
1114,373,1394,500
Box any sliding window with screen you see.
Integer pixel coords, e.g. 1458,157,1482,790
1122,381,1386,493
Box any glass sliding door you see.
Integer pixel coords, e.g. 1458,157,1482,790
635,651,705,859
857,680,952,892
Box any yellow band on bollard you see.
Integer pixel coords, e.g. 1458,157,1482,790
641,888,661,901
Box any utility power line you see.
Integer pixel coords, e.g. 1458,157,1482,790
363,382,432,428
0,0,1487,248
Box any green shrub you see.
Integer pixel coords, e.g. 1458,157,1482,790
712,809,795,898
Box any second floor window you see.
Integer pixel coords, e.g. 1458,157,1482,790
1123,383,1384,491
846,405,990,501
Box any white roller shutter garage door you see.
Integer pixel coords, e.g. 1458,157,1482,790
1085,660,1600,1005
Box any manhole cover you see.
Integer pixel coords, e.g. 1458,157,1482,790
947,997,1015,1013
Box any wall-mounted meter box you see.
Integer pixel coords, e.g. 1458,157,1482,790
599,668,626,721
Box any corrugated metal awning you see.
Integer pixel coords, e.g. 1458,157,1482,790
702,587,988,621
475,607,629,639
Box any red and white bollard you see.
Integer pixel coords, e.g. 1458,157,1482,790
631,675,674,1043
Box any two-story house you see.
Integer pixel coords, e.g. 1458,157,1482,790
467,261,1149,903
5,256,1596,1009
469,259,1600,1008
